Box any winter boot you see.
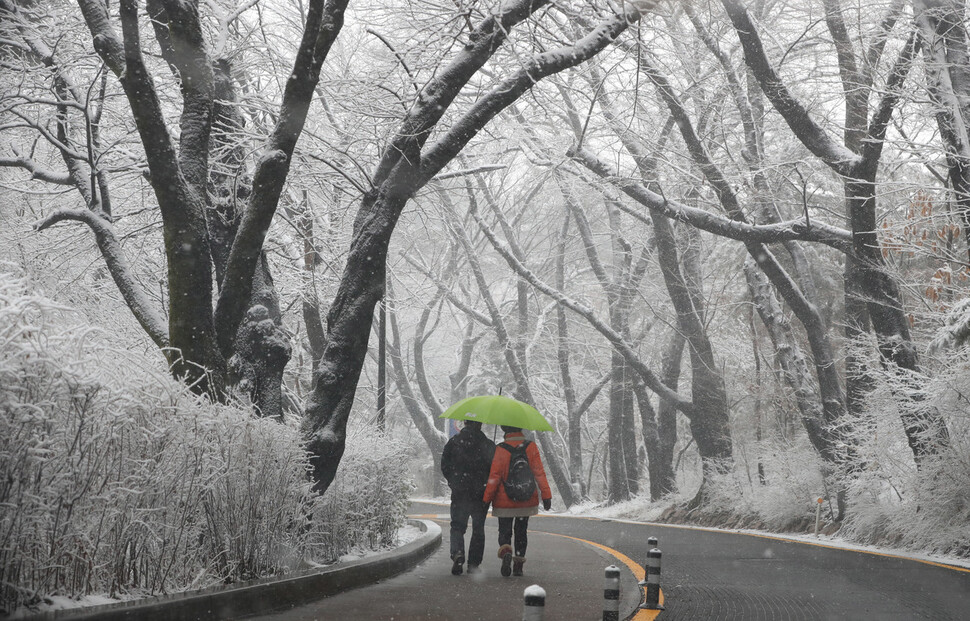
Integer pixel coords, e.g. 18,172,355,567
498,544,513,577
451,552,464,576
512,556,525,576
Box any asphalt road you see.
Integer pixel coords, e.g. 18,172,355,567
254,503,642,620
255,500,970,620
517,504,970,620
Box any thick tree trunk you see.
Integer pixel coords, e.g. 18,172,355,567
79,0,224,394
847,178,951,460
652,214,732,497
305,188,408,493
653,329,684,498
555,215,586,498
607,341,633,503
208,61,290,418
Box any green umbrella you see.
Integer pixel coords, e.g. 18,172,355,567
440,394,553,431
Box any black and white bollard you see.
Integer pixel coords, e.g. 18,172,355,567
522,584,545,621
640,548,664,610
603,565,621,621
638,537,659,587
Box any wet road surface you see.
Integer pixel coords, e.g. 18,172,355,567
250,500,970,620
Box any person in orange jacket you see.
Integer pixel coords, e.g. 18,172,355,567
482,425,552,577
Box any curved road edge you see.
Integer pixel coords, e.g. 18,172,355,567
536,531,662,621
44,519,442,621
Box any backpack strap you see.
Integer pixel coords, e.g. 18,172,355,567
499,440,530,453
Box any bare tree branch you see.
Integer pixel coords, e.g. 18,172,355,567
466,187,695,416
34,209,169,350
570,146,853,251
720,0,863,176
0,154,72,185
216,0,350,356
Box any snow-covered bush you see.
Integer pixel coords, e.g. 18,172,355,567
838,346,970,556
700,439,828,530
0,271,411,613
0,272,318,612
311,427,415,562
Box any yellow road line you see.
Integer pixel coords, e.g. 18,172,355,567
538,531,663,620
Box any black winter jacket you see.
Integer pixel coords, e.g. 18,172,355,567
441,427,495,501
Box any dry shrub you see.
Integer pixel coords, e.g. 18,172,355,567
0,271,413,613
838,346,970,556
701,440,827,530
310,427,415,562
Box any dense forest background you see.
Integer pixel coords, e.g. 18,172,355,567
2,0,970,611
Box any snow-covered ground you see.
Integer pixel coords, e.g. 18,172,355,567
333,522,424,564
8,595,122,619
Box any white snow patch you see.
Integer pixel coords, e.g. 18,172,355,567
8,594,132,618
524,584,546,597
334,522,424,564
410,495,453,504
396,523,421,546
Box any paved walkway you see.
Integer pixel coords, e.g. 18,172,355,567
254,516,641,620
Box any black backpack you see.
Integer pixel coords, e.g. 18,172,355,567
500,441,537,502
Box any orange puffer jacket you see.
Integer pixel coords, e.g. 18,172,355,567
482,432,552,510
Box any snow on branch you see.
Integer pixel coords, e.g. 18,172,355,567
928,297,970,353
371,0,550,189
862,32,919,171
466,191,696,417
403,253,493,327
433,164,506,181
419,2,650,184
0,153,72,185
720,0,864,178
571,146,853,252
33,208,169,349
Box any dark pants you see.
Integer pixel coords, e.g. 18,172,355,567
450,497,487,566
498,516,529,558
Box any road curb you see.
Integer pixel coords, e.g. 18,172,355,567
44,519,442,621
620,571,643,621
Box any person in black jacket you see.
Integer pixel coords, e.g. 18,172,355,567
440,420,495,575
